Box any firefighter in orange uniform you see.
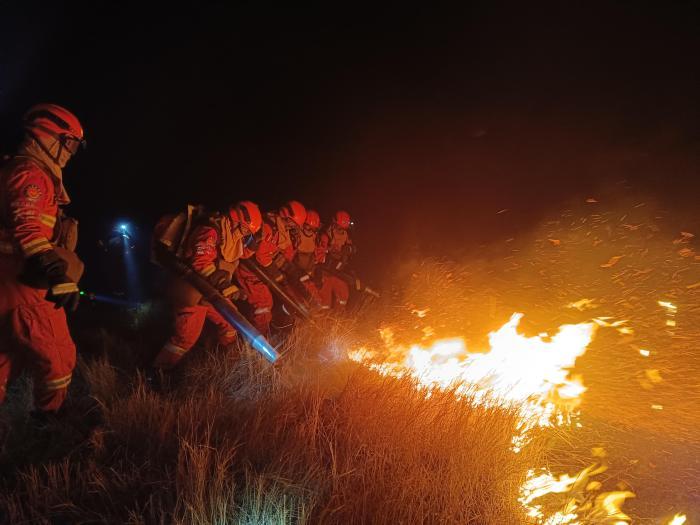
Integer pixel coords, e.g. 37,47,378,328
236,200,307,334
317,210,354,310
0,104,85,415
295,209,322,301
152,201,262,369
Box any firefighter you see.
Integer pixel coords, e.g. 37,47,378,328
152,201,262,370
295,209,322,300
236,200,308,334
0,104,85,415
317,210,355,309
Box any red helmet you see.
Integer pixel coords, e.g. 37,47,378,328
230,200,262,233
279,200,307,227
333,210,352,229
305,209,321,230
23,103,85,154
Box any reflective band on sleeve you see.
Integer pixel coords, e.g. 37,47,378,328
338,300,347,305
44,374,72,391
39,214,57,228
51,282,79,295
299,275,310,282
336,262,343,270
200,265,216,277
21,237,52,256
163,342,188,356
254,307,271,315
221,285,239,297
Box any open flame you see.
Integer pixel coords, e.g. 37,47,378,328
351,313,595,444
349,313,643,523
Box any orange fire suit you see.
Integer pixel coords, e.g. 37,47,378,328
0,154,76,412
235,221,282,335
317,226,352,309
294,227,323,302
236,214,313,330
153,218,242,369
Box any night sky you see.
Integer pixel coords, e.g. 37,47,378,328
1,2,699,291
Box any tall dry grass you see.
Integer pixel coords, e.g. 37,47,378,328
0,315,535,524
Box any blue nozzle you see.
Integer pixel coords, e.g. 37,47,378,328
251,335,279,363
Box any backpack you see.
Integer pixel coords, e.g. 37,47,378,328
151,204,208,265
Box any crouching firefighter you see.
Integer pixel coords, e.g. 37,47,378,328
317,210,355,310
236,200,316,334
151,201,263,370
294,209,323,301
0,104,86,415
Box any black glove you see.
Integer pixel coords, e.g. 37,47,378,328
207,269,231,291
46,275,80,312
281,260,305,283
262,263,286,284
19,250,67,289
20,250,80,311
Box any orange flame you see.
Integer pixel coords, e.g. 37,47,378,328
351,313,595,446
349,313,650,523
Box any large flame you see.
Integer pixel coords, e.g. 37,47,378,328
350,313,642,523
351,313,595,443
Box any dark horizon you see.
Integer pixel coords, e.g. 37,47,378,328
2,2,699,290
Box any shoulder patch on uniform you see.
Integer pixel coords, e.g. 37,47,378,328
23,184,42,201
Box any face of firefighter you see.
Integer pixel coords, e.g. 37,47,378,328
39,135,78,168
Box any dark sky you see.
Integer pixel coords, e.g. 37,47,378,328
1,2,699,287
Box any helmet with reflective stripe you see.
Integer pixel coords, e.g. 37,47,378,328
333,210,351,230
280,200,307,227
230,201,262,234
24,103,85,154
305,209,321,230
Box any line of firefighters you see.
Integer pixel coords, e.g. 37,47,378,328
0,104,364,420
151,200,358,370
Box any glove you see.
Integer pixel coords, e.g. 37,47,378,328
19,249,67,289
207,269,231,291
21,250,80,310
46,275,80,312
281,260,305,283
20,250,80,311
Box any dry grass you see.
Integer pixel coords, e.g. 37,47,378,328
0,315,534,524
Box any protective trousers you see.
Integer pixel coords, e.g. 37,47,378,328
235,265,273,335
319,273,349,310
0,255,75,412
153,278,238,369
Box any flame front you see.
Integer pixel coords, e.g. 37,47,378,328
351,313,595,444
350,313,645,523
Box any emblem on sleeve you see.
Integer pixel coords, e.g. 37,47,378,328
23,184,42,201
